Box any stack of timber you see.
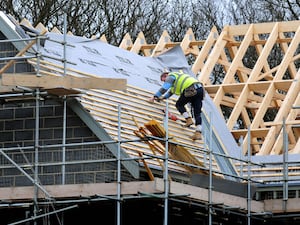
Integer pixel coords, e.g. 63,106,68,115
134,119,209,175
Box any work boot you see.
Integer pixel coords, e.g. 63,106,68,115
184,117,193,127
191,131,202,140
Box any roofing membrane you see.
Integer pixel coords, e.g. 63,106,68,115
40,33,194,93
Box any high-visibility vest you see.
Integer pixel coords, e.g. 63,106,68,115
170,72,198,95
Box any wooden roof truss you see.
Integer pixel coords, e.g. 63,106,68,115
118,21,300,156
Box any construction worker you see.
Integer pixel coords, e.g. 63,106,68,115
148,71,204,140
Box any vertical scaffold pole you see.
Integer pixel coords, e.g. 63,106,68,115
208,112,213,225
63,13,67,76
61,13,68,186
163,100,169,225
33,89,40,225
239,136,244,181
36,33,41,77
62,96,67,185
247,126,251,225
117,104,122,225
282,117,288,211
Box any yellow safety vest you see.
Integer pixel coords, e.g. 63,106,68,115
170,72,198,95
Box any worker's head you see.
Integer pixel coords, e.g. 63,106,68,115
160,72,169,81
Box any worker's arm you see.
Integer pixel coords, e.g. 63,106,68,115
154,82,172,98
148,75,175,103
162,91,173,99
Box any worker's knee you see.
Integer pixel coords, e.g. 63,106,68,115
175,104,185,114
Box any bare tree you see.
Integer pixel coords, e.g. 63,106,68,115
0,0,299,46
92,0,170,45
0,0,171,45
263,0,300,21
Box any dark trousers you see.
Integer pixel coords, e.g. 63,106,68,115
175,87,204,126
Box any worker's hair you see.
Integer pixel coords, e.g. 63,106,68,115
160,72,169,81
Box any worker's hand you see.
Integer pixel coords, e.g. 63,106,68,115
148,96,161,103
148,96,156,103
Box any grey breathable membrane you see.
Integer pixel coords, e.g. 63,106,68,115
41,33,165,91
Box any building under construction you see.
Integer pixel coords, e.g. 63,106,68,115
0,11,300,225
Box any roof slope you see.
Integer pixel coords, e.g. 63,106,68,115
0,13,223,180
2,12,300,182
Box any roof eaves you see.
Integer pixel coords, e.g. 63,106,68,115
0,11,28,51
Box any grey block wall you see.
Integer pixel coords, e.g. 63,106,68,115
0,31,34,73
0,98,135,187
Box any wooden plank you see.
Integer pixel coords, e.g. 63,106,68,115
264,199,300,213
46,87,81,96
0,180,159,200
131,32,151,56
143,119,209,175
231,128,269,138
205,81,292,95
264,119,300,126
199,26,228,85
222,24,254,84
192,26,218,76
2,73,127,90
278,31,298,81
0,80,18,92
260,71,300,155
181,28,199,56
292,137,300,153
151,30,171,56
169,180,264,213
138,152,155,180
217,58,252,75
226,38,293,47
119,33,133,51
228,20,300,36
248,82,271,92
0,178,270,214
